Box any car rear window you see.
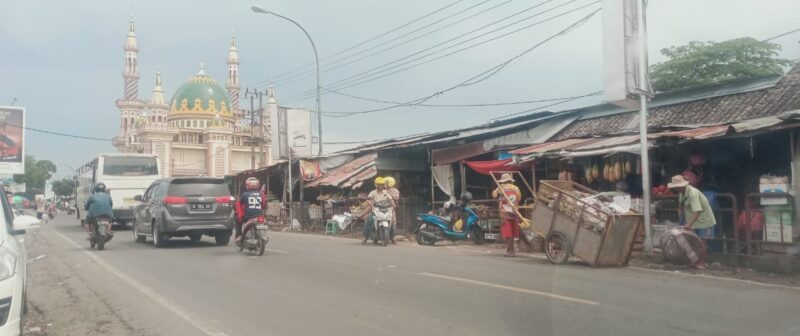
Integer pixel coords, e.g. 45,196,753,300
167,179,230,197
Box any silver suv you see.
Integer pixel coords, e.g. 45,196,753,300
132,177,235,247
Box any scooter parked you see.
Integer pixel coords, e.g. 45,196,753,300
414,192,484,246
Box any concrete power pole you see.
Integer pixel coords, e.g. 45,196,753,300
245,88,267,170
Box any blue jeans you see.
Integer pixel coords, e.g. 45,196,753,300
694,226,720,253
362,213,375,239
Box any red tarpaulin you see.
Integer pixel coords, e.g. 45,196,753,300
464,159,520,175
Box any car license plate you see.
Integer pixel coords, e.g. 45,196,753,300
485,233,500,240
190,203,212,210
124,198,139,206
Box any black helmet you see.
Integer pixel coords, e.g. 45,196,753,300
94,182,107,193
460,191,473,201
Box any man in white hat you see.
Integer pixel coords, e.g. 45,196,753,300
492,173,523,256
668,174,717,269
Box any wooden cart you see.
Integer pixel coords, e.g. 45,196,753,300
532,181,642,267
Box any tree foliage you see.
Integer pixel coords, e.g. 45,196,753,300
12,156,57,195
52,178,76,197
649,37,791,92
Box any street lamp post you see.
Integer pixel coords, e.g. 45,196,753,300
251,6,322,156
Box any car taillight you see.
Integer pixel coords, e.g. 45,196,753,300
216,196,235,207
164,196,188,204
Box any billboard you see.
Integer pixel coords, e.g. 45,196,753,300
270,106,313,160
602,0,653,108
0,107,25,175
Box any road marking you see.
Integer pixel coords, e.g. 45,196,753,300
48,227,231,336
419,272,600,306
628,266,800,291
265,248,289,254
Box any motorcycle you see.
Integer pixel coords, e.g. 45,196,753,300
89,215,114,250
239,216,269,256
414,198,484,246
47,209,57,220
368,205,393,247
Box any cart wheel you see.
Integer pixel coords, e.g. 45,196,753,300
544,231,571,265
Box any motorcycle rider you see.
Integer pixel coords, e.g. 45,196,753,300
361,177,395,245
384,176,400,244
236,177,266,245
84,182,114,238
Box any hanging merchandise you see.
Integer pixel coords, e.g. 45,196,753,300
625,160,632,174
591,162,600,179
614,161,622,182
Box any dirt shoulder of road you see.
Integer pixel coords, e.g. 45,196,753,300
22,228,148,336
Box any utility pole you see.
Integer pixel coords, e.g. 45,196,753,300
245,88,267,170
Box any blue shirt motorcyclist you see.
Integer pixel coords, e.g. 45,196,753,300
84,183,114,236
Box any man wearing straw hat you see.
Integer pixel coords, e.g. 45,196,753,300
493,173,523,257
668,175,716,269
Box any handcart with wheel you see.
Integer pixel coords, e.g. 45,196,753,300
531,180,642,267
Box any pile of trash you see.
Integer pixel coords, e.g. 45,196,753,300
659,227,707,266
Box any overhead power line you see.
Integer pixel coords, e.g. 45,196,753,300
323,7,601,118
274,0,512,87
249,0,467,86
284,0,595,104
322,86,606,110
5,123,111,142
489,90,603,121
763,27,800,42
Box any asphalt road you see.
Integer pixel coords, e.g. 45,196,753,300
24,215,800,336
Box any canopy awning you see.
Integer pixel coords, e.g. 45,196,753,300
511,125,737,163
305,153,377,188
464,159,520,175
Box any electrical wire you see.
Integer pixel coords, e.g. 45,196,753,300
322,86,606,109
322,7,601,118
489,90,603,120
5,123,111,142
248,0,468,86
284,0,595,103
282,0,568,102
274,0,513,87
763,27,800,41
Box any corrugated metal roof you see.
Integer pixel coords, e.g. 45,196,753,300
304,153,377,188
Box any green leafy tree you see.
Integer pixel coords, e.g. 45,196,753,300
13,156,57,196
51,178,76,197
650,37,792,92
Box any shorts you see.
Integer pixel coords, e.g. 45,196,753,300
500,218,520,239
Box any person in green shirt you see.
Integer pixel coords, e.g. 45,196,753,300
668,175,717,269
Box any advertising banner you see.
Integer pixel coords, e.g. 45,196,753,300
0,106,25,175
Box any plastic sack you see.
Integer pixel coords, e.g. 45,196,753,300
332,213,353,231
659,227,707,266
453,219,463,232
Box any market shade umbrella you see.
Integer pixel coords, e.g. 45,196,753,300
11,195,27,204
464,159,520,175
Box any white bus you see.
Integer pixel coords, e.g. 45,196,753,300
75,154,161,226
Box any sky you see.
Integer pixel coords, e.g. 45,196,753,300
1,0,799,177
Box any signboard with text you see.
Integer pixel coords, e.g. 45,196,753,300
0,106,25,175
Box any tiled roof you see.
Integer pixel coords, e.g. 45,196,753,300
553,64,800,140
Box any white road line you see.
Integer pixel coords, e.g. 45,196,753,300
627,266,800,291
48,227,231,336
265,248,289,254
419,272,600,306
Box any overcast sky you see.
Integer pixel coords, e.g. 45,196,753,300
1,0,799,176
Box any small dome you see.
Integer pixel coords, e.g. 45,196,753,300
168,65,233,120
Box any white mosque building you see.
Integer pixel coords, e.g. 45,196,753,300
112,18,309,177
